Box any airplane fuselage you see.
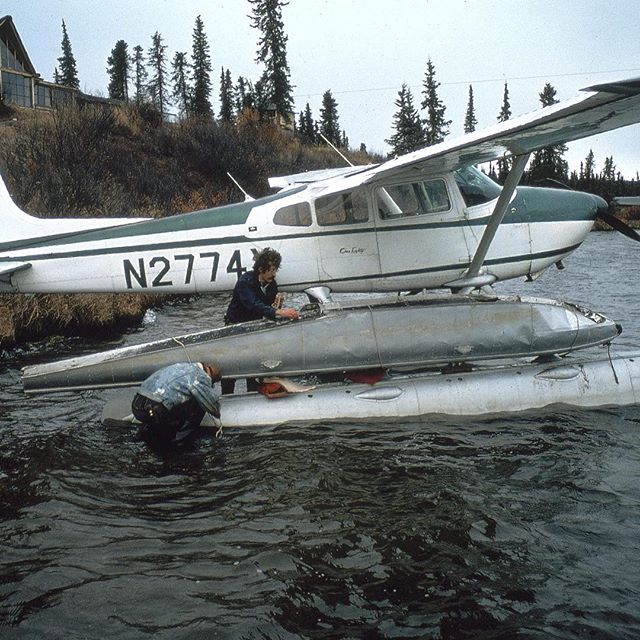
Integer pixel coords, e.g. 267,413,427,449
0,167,602,294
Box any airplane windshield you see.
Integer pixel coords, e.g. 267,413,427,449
454,167,502,207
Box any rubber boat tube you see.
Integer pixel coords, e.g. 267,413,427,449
101,351,640,428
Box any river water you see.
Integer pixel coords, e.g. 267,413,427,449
1,231,640,639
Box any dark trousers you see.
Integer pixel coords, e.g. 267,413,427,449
132,393,204,447
222,316,260,395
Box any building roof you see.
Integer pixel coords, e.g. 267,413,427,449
612,197,640,206
0,15,37,76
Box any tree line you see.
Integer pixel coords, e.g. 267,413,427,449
386,64,639,196
52,1,638,197
55,1,345,149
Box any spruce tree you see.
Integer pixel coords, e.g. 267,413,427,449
386,84,426,156
131,45,148,104
297,105,307,142
249,0,294,117
319,90,341,147
219,68,234,121
421,59,450,145
58,20,80,89
496,82,512,183
234,76,255,113
497,81,511,122
600,156,617,201
582,149,595,190
171,51,191,116
147,32,168,117
107,40,129,101
602,156,616,181
253,78,270,114
191,15,213,117
463,85,477,133
298,102,316,144
528,83,568,183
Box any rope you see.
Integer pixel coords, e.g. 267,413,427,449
170,336,192,363
607,342,619,385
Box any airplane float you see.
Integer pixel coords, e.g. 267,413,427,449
6,76,640,426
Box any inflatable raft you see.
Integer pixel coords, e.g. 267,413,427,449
101,351,640,428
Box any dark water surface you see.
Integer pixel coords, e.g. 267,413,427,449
1,232,640,639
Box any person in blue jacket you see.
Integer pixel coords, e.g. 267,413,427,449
132,361,221,448
223,247,298,394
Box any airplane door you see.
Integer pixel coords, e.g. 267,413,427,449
374,177,471,290
314,187,382,292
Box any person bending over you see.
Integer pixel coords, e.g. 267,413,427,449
132,362,221,448
223,247,298,394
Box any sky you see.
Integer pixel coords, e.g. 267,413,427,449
5,0,640,177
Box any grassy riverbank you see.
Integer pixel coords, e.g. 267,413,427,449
0,293,159,350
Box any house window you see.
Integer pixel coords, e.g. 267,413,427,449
36,83,52,108
1,70,32,107
0,38,25,72
51,86,74,107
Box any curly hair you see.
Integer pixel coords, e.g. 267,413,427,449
253,247,282,273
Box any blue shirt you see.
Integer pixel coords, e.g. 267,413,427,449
225,270,278,323
138,363,220,415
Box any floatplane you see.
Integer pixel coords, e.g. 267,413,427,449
6,77,640,426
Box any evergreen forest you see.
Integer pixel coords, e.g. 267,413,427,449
43,2,640,198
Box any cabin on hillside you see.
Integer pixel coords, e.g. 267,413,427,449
0,15,111,111
264,102,295,132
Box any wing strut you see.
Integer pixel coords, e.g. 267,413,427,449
447,153,530,292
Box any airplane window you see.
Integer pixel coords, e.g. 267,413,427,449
453,166,502,207
273,202,312,226
316,189,370,226
377,179,450,218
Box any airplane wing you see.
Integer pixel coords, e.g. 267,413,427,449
363,77,640,184
269,165,375,190
0,261,31,286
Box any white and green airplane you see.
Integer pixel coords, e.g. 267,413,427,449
1,78,639,297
